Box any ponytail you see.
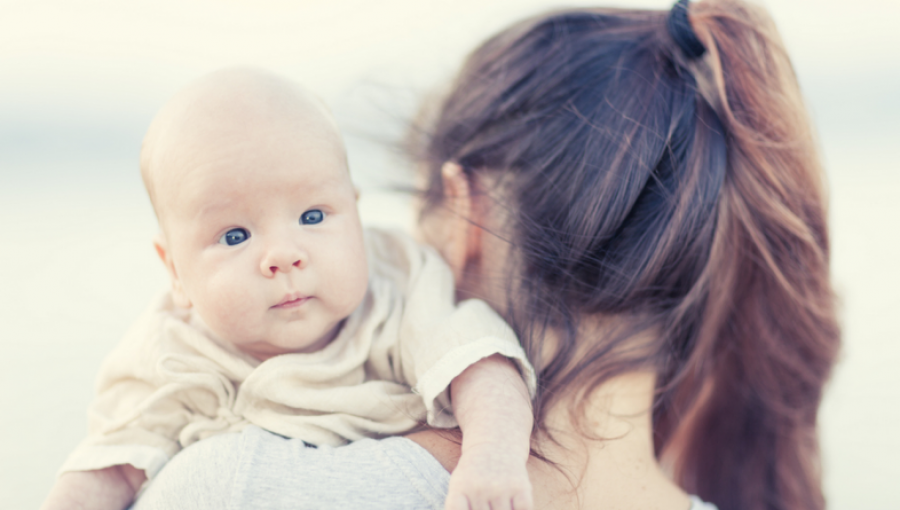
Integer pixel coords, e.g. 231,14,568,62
658,2,840,509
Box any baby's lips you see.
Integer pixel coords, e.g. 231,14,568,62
271,293,311,309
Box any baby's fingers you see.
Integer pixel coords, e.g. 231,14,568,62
445,492,471,510
445,493,505,510
446,484,533,510
486,484,533,510
510,488,534,510
476,493,531,510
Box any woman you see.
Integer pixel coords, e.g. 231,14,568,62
135,1,839,509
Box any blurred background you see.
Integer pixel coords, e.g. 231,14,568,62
0,0,897,508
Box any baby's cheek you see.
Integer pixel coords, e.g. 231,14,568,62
329,255,368,314
332,280,367,320
200,280,259,344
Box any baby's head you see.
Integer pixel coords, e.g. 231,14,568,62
142,68,368,360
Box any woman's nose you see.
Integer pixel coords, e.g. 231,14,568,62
260,243,307,277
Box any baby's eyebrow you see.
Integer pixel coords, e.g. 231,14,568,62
190,198,242,225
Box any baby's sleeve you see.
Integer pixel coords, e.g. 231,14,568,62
58,299,183,480
410,299,536,428
58,380,184,481
59,294,246,481
366,229,536,428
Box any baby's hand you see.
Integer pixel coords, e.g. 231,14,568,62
40,465,146,510
446,443,533,510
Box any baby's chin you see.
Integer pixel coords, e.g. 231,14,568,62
235,343,290,362
233,342,308,362
232,327,342,361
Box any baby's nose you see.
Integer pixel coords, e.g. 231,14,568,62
261,246,306,276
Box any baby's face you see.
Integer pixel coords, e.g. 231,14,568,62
157,112,368,360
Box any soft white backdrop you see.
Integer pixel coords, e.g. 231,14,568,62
1,1,897,508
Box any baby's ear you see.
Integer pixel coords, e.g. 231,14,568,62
153,234,192,309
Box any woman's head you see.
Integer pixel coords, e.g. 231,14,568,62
418,1,728,342
413,1,839,509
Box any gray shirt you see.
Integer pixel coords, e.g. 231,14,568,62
133,425,717,510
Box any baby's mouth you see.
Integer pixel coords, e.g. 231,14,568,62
271,294,310,309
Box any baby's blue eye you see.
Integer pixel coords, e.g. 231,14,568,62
219,228,249,246
301,209,324,225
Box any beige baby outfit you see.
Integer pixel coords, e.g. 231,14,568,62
60,228,535,480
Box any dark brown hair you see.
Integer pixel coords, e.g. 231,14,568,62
411,1,840,509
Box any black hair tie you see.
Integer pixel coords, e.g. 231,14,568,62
667,0,706,60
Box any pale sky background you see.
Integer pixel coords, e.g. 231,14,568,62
0,0,898,509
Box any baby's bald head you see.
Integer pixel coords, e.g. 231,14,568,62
140,67,346,231
140,69,367,356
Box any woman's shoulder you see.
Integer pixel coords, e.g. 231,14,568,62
136,426,451,510
689,495,719,510
364,435,721,510
406,429,719,510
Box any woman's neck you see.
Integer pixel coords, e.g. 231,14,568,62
407,320,693,509
532,369,690,510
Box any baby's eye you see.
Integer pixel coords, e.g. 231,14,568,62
300,209,324,225
219,228,249,246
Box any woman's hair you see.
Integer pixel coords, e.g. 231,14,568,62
411,1,840,509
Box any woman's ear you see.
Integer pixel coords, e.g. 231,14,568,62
153,234,192,309
439,162,482,283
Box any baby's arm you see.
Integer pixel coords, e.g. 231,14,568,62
447,354,534,510
40,465,146,510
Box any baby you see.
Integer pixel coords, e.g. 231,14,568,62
41,69,534,510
